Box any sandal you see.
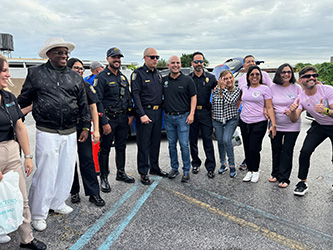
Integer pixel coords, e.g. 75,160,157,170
278,182,289,188
269,176,277,182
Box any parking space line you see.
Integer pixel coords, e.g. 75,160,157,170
188,184,333,241
69,181,141,250
162,186,314,250
98,176,162,250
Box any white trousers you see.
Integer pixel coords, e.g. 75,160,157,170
28,129,77,220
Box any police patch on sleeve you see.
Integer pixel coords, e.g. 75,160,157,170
89,86,96,94
93,78,98,87
132,73,137,81
121,75,126,81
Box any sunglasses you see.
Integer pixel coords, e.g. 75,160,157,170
53,51,69,56
249,73,260,76
193,60,204,64
73,66,84,71
281,70,292,74
300,73,319,79
147,55,160,60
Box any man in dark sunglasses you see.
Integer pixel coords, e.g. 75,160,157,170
17,37,91,233
188,52,216,178
289,66,333,196
94,47,135,193
131,48,168,185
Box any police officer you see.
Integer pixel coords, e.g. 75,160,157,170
94,47,135,193
188,52,216,178
131,48,168,185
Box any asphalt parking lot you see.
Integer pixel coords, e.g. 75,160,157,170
3,113,333,250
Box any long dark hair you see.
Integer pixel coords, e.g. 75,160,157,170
273,63,296,85
67,58,83,69
246,65,263,88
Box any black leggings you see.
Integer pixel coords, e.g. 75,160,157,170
239,119,267,172
298,121,333,180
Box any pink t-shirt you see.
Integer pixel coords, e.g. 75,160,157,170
238,71,273,89
270,83,302,132
298,84,333,125
241,85,272,124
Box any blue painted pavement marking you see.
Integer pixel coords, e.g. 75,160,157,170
98,176,162,250
70,181,141,250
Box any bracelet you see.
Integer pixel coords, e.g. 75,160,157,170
272,124,277,127
82,127,90,131
24,154,33,159
324,108,330,115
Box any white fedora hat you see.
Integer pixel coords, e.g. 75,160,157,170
38,37,75,59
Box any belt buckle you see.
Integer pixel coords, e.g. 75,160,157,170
197,106,202,110
153,105,159,110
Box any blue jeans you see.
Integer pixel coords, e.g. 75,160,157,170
164,112,191,173
213,116,239,166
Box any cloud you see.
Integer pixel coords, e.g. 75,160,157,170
2,0,333,67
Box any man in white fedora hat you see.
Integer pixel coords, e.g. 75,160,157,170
17,37,90,232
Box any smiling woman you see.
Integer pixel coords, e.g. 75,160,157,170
0,54,47,249
239,65,276,183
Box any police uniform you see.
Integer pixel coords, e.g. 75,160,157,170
131,64,164,178
94,66,134,189
71,81,102,202
188,71,216,173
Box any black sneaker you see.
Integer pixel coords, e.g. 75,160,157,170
181,172,190,183
168,169,179,179
192,166,200,174
294,181,308,196
71,193,80,203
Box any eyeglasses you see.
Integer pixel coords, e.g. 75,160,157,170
53,51,69,56
73,66,84,72
281,70,292,75
249,73,260,76
193,60,204,64
147,55,160,60
300,73,319,79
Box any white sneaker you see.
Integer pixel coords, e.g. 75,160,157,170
54,204,73,214
251,172,260,182
0,234,11,244
32,220,47,231
243,171,253,182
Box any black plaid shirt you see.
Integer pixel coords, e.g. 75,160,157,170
212,86,241,122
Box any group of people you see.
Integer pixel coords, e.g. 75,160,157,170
0,36,332,249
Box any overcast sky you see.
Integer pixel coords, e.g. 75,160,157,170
2,0,333,68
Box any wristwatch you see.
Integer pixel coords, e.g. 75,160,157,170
24,154,33,159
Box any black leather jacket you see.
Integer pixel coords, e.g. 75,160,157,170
17,61,90,131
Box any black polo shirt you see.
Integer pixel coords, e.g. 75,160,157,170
188,71,216,106
162,72,197,113
94,67,131,125
131,64,163,117
0,89,23,142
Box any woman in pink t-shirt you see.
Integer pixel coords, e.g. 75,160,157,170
239,65,276,183
270,63,302,188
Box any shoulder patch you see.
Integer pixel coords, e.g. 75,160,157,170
121,75,126,81
132,73,137,81
89,86,96,94
93,78,98,87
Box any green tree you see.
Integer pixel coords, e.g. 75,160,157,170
157,58,167,68
180,53,209,67
295,62,312,72
127,63,139,71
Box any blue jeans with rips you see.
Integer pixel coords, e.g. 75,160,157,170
164,112,191,173
213,115,239,167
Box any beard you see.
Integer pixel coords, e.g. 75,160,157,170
194,65,203,72
109,61,120,70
